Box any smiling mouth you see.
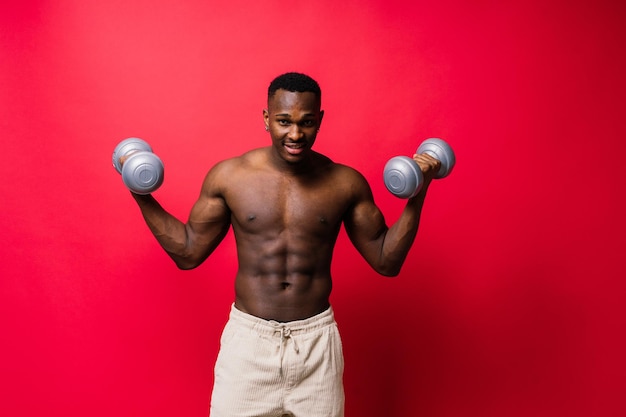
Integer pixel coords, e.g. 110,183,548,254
284,142,306,154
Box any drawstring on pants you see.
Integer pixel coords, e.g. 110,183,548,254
274,325,299,375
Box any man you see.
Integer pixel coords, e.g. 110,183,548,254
126,72,441,416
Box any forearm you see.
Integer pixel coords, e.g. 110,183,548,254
131,193,195,267
377,193,426,276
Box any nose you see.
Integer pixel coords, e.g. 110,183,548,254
287,124,303,141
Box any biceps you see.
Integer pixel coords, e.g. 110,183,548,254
345,201,388,254
187,196,231,246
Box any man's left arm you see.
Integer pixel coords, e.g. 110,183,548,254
343,154,440,276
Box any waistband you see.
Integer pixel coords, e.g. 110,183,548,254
229,304,335,337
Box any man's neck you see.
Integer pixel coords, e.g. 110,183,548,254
267,147,316,176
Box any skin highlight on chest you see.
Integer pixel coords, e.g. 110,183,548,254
240,193,337,232
230,161,344,235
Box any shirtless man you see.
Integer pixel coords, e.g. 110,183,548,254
124,73,441,417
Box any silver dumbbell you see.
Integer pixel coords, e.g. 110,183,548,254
112,138,164,195
383,138,455,198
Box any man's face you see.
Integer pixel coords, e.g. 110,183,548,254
263,89,324,164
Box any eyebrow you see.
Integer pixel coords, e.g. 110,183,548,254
274,113,316,118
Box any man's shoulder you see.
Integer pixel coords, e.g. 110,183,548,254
212,147,268,171
326,159,366,181
318,159,371,200
201,149,269,197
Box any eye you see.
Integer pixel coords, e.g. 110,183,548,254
278,119,291,126
301,120,315,127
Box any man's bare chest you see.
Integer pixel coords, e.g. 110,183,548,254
225,174,350,234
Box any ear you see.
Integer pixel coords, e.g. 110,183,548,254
263,109,269,128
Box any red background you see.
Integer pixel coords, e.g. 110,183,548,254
1,1,625,416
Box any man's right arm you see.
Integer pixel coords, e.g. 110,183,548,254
131,165,231,270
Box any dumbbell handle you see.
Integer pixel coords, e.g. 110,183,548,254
415,138,455,179
117,152,135,167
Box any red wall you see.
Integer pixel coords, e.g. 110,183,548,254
1,1,625,416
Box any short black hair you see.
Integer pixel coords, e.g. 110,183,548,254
268,72,321,102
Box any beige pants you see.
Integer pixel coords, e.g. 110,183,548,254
209,305,345,417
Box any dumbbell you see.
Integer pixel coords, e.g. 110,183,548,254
383,138,455,198
112,137,164,195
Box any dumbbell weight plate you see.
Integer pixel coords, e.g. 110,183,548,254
111,137,153,174
121,151,164,195
383,156,423,199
